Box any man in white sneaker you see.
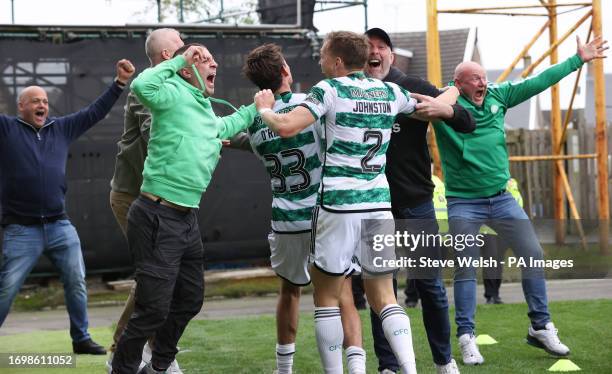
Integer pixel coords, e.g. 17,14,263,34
432,35,608,365
108,28,185,374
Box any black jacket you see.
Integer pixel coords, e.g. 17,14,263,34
383,67,475,211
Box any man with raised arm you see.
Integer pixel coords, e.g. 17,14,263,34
432,35,608,365
107,27,184,373
0,59,135,355
111,43,258,374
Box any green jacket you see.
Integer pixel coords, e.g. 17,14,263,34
131,55,257,207
433,54,583,198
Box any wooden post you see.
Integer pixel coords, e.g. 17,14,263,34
592,0,610,253
558,23,592,152
556,162,588,250
427,0,443,178
547,0,566,244
521,10,592,77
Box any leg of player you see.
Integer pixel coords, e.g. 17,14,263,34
275,280,301,374
364,276,417,374
311,266,347,374
339,277,366,374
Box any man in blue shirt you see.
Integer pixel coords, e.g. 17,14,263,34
0,59,134,355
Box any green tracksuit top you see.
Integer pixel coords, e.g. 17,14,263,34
131,55,257,207
433,54,583,198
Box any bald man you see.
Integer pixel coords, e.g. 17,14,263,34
0,59,134,354
432,35,608,365
107,27,184,374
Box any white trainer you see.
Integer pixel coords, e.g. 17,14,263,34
527,322,570,356
436,358,460,374
106,352,113,374
142,342,153,363
167,359,183,374
379,370,397,374
458,334,484,365
140,343,182,373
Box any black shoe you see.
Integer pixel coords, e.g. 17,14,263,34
405,299,418,308
73,338,107,355
486,296,503,304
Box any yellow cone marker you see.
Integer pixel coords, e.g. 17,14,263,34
548,359,581,372
475,334,498,345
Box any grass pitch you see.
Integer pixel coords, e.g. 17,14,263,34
0,299,610,373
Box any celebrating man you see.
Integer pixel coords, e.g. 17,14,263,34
0,59,135,355
433,35,608,365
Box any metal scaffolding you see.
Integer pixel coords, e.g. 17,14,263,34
427,0,609,249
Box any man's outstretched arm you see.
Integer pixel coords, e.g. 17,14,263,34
502,35,608,108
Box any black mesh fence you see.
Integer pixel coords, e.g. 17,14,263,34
0,27,323,275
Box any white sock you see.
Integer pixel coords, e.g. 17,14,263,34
380,304,417,374
314,307,343,374
276,343,295,374
345,346,366,374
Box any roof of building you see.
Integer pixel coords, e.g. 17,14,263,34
389,28,473,83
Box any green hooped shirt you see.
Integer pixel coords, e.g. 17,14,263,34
433,54,583,198
131,55,257,207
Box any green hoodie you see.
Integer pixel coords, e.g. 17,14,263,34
433,54,583,198
131,55,257,207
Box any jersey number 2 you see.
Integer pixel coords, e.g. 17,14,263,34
361,130,383,172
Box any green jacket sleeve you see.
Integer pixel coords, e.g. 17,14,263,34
498,54,583,108
218,103,257,140
130,55,187,110
227,131,253,152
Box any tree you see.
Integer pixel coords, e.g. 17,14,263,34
142,0,258,24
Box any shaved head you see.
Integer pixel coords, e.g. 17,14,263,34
18,86,49,128
18,86,46,103
145,28,184,66
454,61,486,81
454,61,488,106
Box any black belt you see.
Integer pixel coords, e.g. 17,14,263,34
486,189,507,198
447,189,506,200
2,213,68,226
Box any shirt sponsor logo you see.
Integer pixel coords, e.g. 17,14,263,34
349,88,388,99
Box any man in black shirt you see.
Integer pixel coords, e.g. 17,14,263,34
361,28,475,374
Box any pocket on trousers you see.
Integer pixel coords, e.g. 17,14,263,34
3,224,27,237
151,215,182,268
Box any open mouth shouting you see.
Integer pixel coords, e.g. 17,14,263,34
206,73,216,86
473,88,486,103
34,109,47,124
368,58,381,68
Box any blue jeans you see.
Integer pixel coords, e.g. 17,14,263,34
448,192,550,337
0,220,90,342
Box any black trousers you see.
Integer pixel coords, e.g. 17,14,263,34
112,196,205,374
